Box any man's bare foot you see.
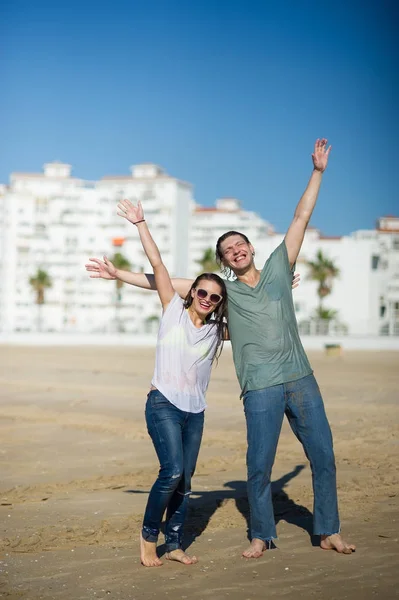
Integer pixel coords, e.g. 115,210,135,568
320,533,356,554
166,549,198,565
242,538,267,558
140,535,163,567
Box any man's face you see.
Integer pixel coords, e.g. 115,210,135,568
219,234,255,273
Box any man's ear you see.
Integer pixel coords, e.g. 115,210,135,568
249,244,255,257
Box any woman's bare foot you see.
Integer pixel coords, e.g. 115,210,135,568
242,538,267,558
140,535,163,567
166,549,198,565
320,533,356,554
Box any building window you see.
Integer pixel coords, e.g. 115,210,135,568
294,302,301,312
371,255,380,270
393,238,399,251
142,187,155,201
379,296,386,318
65,237,78,246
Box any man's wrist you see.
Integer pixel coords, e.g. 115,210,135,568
134,219,146,226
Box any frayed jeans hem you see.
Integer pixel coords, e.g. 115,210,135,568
251,536,277,544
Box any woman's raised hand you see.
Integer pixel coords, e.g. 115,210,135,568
117,199,145,225
85,256,117,280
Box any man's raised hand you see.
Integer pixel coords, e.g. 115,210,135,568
117,199,144,225
85,256,117,280
312,138,331,173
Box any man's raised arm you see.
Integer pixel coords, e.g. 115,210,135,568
285,138,331,267
85,256,193,299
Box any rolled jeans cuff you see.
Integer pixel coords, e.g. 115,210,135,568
142,527,158,543
165,542,181,552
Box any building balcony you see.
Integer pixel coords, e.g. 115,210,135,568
387,282,399,302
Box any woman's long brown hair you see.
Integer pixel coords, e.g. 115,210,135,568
183,272,228,363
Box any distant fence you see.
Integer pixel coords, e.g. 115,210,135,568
0,333,398,351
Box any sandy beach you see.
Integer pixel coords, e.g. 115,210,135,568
0,345,398,600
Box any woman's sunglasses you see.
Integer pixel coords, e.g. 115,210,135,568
195,288,222,304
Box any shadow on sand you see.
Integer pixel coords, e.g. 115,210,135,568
125,463,319,554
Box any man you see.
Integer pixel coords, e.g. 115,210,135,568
86,139,355,557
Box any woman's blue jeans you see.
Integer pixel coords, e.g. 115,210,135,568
142,390,204,552
243,373,340,542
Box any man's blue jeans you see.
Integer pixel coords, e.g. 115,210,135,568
243,373,340,542
142,390,204,552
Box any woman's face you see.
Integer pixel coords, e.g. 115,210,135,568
190,279,223,317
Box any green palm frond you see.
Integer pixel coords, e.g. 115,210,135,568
307,250,339,304
111,253,131,291
314,307,337,320
196,247,219,274
111,252,131,271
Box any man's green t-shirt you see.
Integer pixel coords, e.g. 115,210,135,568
225,240,313,395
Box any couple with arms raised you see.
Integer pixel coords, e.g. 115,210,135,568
86,140,355,567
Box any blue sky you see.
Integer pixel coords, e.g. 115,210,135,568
1,0,397,235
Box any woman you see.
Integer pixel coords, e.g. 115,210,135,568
116,199,228,567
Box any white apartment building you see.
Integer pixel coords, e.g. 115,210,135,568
282,218,399,336
189,202,399,337
0,161,398,336
0,162,191,334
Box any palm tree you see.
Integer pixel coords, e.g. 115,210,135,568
111,252,131,332
29,268,52,332
307,250,340,312
314,307,338,321
196,247,219,274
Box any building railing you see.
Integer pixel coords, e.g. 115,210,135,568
298,319,348,336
